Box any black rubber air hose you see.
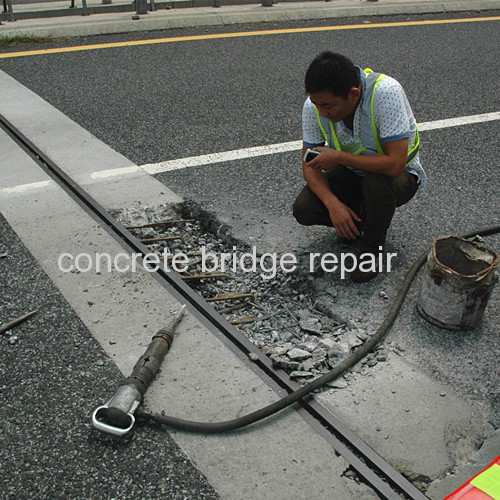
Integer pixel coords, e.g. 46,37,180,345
138,225,500,433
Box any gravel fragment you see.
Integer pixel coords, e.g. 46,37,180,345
376,351,388,362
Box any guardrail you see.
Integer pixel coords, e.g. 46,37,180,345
0,0,276,24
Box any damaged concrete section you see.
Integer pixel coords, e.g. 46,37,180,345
316,355,496,496
113,201,393,390
426,428,500,499
113,200,497,496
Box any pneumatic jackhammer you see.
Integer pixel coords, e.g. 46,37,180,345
92,305,186,437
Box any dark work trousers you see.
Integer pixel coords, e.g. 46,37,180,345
292,165,419,252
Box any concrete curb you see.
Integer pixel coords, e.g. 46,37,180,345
0,0,499,38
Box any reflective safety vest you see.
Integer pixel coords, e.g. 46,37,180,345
444,456,500,499
313,68,420,173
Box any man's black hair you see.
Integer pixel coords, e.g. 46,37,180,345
305,52,360,100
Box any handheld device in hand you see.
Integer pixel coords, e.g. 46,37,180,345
303,149,320,162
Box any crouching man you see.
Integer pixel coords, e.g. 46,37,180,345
293,52,427,283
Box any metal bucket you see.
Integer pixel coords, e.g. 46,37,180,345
417,236,499,330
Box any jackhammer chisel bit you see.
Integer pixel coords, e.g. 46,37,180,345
92,305,186,437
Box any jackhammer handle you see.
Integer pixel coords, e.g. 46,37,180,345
124,304,187,394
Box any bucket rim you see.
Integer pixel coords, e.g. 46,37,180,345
431,235,500,280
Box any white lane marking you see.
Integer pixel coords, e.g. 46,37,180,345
90,165,142,180
1,180,53,194
4,112,499,194
417,112,500,131
141,140,303,175
139,112,500,174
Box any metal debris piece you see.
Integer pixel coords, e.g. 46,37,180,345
181,272,228,281
185,258,203,267
206,293,254,303
230,316,255,325
331,323,346,332
139,235,184,244
218,302,250,314
279,302,300,325
125,219,195,230
250,302,301,339
165,251,202,260
0,310,37,336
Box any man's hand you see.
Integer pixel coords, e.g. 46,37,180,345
326,199,362,239
308,139,410,177
306,147,343,171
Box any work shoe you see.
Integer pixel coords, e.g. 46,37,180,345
351,266,379,283
351,250,381,283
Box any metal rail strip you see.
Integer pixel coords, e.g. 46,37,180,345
0,114,428,500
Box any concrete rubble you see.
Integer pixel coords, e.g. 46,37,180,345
113,202,394,395
110,200,498,498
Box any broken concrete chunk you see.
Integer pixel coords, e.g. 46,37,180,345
290,370,314,379
318,337,336,350
340,330,363,348
312,347,327,361
297,341,317,353
327,341,350,359
287,347,312,360
270,345,292,356
354,330,369,341
327,379,348,389
299,318,322,335
270,355,300,371
299,358,324,372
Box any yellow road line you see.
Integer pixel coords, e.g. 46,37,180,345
1,16,499,59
